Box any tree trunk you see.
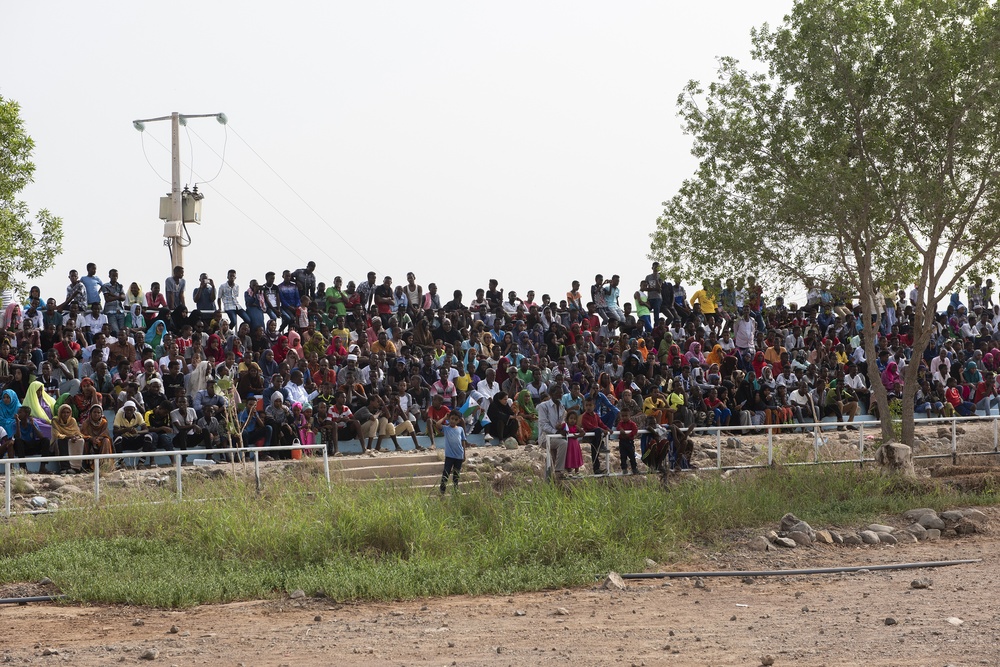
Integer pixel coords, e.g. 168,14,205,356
857,265,894,442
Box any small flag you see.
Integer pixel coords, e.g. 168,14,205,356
459,396,479,417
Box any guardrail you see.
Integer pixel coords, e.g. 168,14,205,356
2,443,328,518
542,413,1000,479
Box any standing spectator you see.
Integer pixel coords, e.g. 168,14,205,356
61,269,88,312
218,269,247,327
438,410,467,494
80,263,103,307
193,273,217,325
356,271,378,311
277,271,300,333
101,268,126,335
292,261,317,299
164,266,186,311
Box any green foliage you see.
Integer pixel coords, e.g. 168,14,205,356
0,95,63,294
0,468,993,607
650,0,1000,298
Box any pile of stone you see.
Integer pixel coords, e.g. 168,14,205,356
749,509,988,551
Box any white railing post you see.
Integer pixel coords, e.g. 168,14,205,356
323,446,331,490
254,451,261,493
715,429,721,469
767,426,773,466
858,423,865,469
94,459,101,505
952,417,958,465
4,460,10,518
994,417,998,453
175,452,183,501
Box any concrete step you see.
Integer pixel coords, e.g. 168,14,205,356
330,451,441,470
349,473,481,489
334,460,446,481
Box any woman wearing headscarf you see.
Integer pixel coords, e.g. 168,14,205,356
258,349,279,378
204,334,225,364
271,335,290,364
6,366,31,401
303,331,326,360
126,303,146,331
685,341,706,367
23,380,56,440
80,403,114,471
186,351,212,396
513,389,538,444
237,362,265,402
0,389,20,441
485,390,519,443
706,344,725,367
751,351,768,379
880,361,903,398
51,403,84,474
2,303,22,332
72,377,102,419
145,320,167,348
287,330,304,361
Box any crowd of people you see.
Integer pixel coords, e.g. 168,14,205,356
0,259,999,482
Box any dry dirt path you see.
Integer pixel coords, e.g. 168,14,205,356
2,511,999,666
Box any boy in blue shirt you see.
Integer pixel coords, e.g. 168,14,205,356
439,410,467,494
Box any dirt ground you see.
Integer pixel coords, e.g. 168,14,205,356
2,510,998,666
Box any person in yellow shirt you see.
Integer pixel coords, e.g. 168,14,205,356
689,279,717,314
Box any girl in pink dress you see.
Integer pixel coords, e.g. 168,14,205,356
563,410,584,473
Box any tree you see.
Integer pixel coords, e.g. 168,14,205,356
0,94,64,295
651,0,1000,445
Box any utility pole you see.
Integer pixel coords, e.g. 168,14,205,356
132,111,227,274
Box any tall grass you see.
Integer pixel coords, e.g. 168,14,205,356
0,467,995,607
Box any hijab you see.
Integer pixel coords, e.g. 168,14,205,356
963,360,982,384
271,335,289,364
706,344,725,366
23,380,55,422
515,389,537,417
287,330,304,361
52,403,82,439
145,320,167,346
0,388,20,436
751,351,768,379
259,349,279,377
881,361,901,389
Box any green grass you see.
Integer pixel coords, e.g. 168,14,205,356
0,466,996,607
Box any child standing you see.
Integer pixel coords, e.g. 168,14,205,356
297,403,316,454
439,410,467,494
562,410,583,474
581,397,610,475
617,409,639,475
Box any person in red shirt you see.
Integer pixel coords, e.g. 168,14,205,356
328,391,360,455
617,409,639,475
945,378,976,417
581,397,610,475
426,394,452,448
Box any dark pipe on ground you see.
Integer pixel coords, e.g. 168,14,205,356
620,559,981,580
0,595,66,605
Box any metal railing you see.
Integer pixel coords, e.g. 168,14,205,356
3,443,328,518
542,413,1000,479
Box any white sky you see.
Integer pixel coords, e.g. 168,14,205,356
3,0,793,307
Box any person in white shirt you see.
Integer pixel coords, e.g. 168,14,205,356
843,363,870,413
733,310,756,352
537,386,568,479
930,349,952,387
475,368,501,414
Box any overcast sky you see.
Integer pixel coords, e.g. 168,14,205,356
4,0,792,308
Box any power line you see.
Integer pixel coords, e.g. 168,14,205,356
139,133,171,185
227,124,378,273
142,132,309,266
188,126,350,275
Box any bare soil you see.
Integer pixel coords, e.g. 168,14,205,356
2,510,998,666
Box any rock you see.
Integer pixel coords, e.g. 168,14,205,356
749,536,772,552
829,531,843,544
514,610,526,617
17,481,36,494
905,523,928,540
38,577,53,586
956,426,966,435
779,513,802,532
963,509,988,525
55,484,82,495
842,534,863,545
773,537,797,548
884,617,897,626
936,427,950,439
894,531,918,543
955,519,978,535
917,513,945,530
875,532,897,545
925,529,941,541
140,648,159,660
644,558,658,568
946,617,963,626
168,625,179,634
761,656,775,666
289,589,306,599
725,437,739,449
788,521,816,541
875,443,915,477
911,578,932,589
314,615,322,622
765,530,780,542
43,477,66,490
30,496,47,508
503,439,518,450
693,578,706,589
603,572,627,591
787,531,813,546
859,530,881,545
868,524,895,534
940,510,964,524
41,648,59,656
814,530,833,544
133,619,145,626
554,607,569,616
